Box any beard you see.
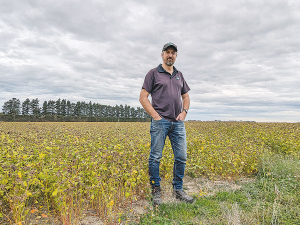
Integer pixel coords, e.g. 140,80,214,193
165,59,174,66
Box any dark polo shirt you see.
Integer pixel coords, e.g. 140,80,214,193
142,64,190,122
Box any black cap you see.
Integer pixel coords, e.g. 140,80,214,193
162,42,177,52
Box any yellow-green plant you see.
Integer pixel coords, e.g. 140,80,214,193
0,121,299,223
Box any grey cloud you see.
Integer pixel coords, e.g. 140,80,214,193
0,0,299,122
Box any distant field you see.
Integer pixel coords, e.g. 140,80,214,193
0,122,299,224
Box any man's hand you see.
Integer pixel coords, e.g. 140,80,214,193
153,115,162,121
176,111,187,121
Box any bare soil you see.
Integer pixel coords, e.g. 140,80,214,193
14,176,254,225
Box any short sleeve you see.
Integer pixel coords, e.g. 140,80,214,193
142,69,154,94
181,75,190,95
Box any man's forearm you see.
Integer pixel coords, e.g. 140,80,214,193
182,93,190,111
175,93,190,121
139,89,161,120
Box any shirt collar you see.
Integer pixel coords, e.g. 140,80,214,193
158,64,178,75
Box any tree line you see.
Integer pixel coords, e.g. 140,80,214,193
1,98,150,122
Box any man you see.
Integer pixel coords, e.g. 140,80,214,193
139,42,194,206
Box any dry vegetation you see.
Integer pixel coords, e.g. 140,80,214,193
0,121,299,224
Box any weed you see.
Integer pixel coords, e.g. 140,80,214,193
140,154,300,224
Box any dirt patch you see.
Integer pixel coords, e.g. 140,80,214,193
183,176,255,197
78,210,105,225
8,176,254,225
119,176,254,223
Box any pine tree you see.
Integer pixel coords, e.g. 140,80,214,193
42,101,48,115
47,100,56,115
124,104,130,118
2,97,148,120
119,104,124,118
55,98,61,115
22,98,31,115
66,100,72,116
74,102,81,116
2,98,21,115
88,101,93,117
61,99,67,116
30,98,40,115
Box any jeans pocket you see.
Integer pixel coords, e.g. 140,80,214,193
151,118,164,131
152,118,164,123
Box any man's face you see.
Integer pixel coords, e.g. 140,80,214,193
161,47,177,66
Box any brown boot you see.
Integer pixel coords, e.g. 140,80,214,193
151,186,162,206
173,189,194,203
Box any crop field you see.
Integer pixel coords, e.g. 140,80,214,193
0,121,299,224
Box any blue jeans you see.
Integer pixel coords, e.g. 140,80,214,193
149,118,187,190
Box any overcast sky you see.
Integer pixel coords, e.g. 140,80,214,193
1,0,299,122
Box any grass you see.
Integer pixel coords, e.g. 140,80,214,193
137,154,300,224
